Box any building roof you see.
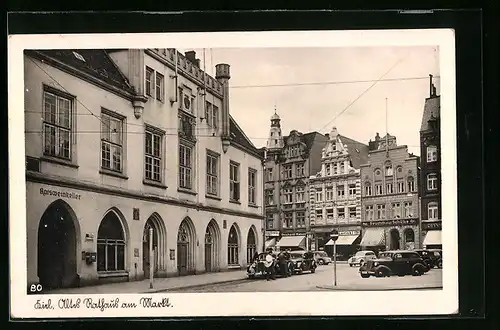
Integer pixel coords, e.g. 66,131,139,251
229,116,260,154
34,49,134,93
338,135,370,169
420,96,441,131
283,131,324,151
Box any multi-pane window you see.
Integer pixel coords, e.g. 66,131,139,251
386,182,394,194
284,213,293,228
266,214,274,229
392,203,401,218
340,163,345,174
145,67,154,97
385,163,393,176
206,152,219,196
365,182,372,196
230,162,240,201
211,105,219,129
145,130,162,182
248,169,257,205
284,188,293,203
179,144,193,190
428,202,439,220
375,184,383,195
265,190,274,205
43,89,72,160
348,207,356,219
397,180,405,193
97,213,126,273
266,168,273,181
427,145,438,162
326,208,334,219
337,207,345,219
325,187,334,201
349,184,356,197
333,164,338,174
404,202,413,218
295,186,305,202
284,165,292,179
296,163,305,177
407,177,415,192
296,212,305,227
337,185,345,198
205,101,219,129
315,209,323,220
101,112,123,172
325,164,331,176
427,173,438,190
377,204,386,219
316,190,323,202
155,72,164,101
365,205,374,221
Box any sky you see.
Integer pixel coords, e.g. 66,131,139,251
182,46,440,156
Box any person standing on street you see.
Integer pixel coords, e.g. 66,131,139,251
264,249,276,281
278,251,288,278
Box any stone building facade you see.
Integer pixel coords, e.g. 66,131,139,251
25,48,264,290
263,112,327,251
419,75,442,249
309,127,369,258
359,133,421,254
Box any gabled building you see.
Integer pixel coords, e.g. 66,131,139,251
25,48,264,290
309,127,369,257
359,133,421,255
419,75,442,249
263,112,327,251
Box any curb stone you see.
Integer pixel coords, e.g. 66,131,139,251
316,285,443,291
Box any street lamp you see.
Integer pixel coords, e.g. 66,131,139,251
330,229,339,287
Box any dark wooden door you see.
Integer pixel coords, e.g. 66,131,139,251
205,244,212,272
177,243,188,275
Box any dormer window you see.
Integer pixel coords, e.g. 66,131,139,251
72,51,85,62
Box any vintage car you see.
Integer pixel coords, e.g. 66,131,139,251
413,249,436,270
348,250,377,267
289,251,317,274
313,251,332,265
246,252,294,279
428,249,442,268
359,250,429,278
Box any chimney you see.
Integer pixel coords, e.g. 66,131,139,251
432,85,437,97
429,74,434,97
375,132,380,141
185,51,199,67
216,63,231,152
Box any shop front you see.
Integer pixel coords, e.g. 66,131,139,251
265,230,280,250
276,233,306,251
422,222,442,249
324,229,361,260
361,219,420,255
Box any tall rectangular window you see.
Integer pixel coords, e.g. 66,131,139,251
326,208,334,219
428,203,439,220
337,207,345,219
397,180,405,193
248,168,257,205
348,207,357,219
145,67,154,97
386,182,394,194
266,168,273,181
295,186,305,202
230,161,240,201
265,190,274,205
365,183,372,196
179,143,193,190
427,173,438,190
43,89,72,160
404,202,413,218
155,72,164,101
337,185,345,198
365,205,374,221
212,105,219,129
407,178,415,192
296,163,305,177
266,214,274,229
325,187,334,201
101,111,123,172
377,204,386,219
284,165,292,179
145,129,162,182
375,184,383,195
316,190,323,202
284,188,293,203
349,184,356,197
284,213,293,228
296,212,305,227
392,203,401,218
206,152,219,196
427,145,438,162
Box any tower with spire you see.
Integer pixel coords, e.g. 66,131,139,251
266,108,284,151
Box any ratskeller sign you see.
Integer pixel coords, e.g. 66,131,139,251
362,219,418,227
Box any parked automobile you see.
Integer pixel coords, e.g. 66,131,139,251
289,251,317,274
348,250,377,267
246,252,294,279
359,250,428,278
313,251,332,265
412,250,434,271
428,249,442,268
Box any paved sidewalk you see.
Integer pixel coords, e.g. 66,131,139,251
48,270,248,295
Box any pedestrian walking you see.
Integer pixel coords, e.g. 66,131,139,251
278,251,288,277
264,249,276,281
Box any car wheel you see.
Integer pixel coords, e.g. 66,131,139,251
412,267,423,276
349,264,353,267
311,267,316,273
360,274,370,279
318,259,324,265
359,260,365,266
438,260,442,268
376,269,385,278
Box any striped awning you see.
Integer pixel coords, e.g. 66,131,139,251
265,238,276,249
360,228,385,247
325,235,360,246
277,236,306,249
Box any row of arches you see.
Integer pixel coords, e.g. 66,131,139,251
388,228,415,250
37,199,259,289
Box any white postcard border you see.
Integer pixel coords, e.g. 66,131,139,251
8,29,458,318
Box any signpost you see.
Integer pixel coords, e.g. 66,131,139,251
330,229,339,287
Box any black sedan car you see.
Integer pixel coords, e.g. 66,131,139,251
289,251,317,274
359,250,428,278
246,252,293,279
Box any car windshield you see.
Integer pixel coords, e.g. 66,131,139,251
378,252,393,259
316,252,327,257
290,253,303,259
355,251,366,256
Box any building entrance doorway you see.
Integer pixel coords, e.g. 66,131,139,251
390,229,401,250
37,200,78,289
142,220,159,279
177,218,196,276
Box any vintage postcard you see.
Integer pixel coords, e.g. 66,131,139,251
9,29,458,318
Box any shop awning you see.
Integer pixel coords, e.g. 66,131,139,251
265,238,276,249
325,235,360,246
360,228,385,247
423,230,442,246
277,236,305,249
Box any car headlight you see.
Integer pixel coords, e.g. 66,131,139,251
374,262,378,267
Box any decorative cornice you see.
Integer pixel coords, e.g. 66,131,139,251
27,171,264,220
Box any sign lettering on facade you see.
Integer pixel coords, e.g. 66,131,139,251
39,187,81,200
362,219,418,227
422,222,442,231
265,231,280,237
338,230,360,236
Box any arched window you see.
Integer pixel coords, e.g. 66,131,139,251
407,176,415,192
246,229,257,264
97,212,125,272
428,202,439,220
404,228,415,243
228,226,239,266
385,161,393,176
364,181,372,196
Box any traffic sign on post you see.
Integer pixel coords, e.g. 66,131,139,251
330,229,339,287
